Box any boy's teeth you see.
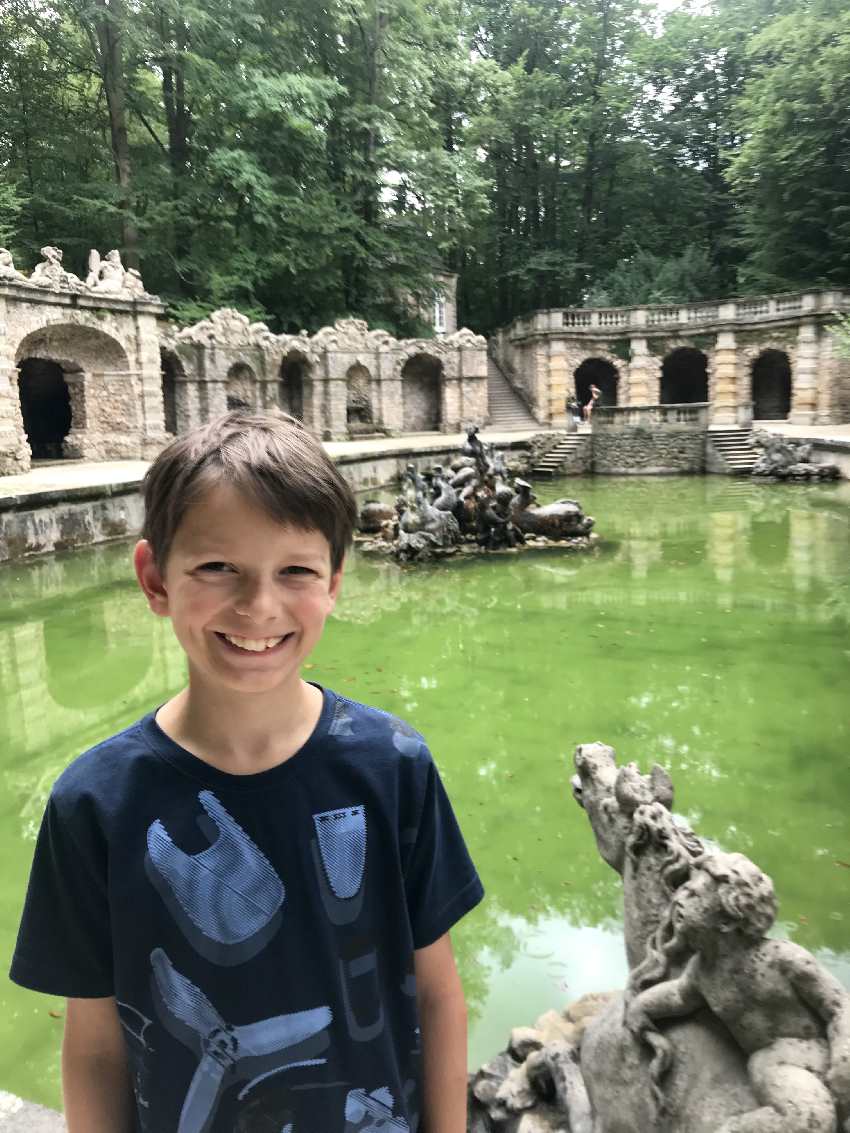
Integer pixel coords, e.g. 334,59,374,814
223,634,285,652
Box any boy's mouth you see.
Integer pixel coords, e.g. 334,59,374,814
215,631,294,654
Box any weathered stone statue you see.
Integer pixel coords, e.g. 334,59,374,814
627,850,850,1133
511,478,594,540
85,249,152,298
468,743,850,1133
752,431,840,481
30,245,83,291
0,248,27,283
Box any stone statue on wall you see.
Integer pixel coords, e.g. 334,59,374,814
85,249,153,298
30,245,84,291
468,742,850,1133
0,248,28,283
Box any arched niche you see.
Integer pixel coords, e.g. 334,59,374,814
346,363,375,434
14,323,130,460
660,347,708,404
401,353,442,432
160,349,183,435
279,351,308,420
574,358,619,408
751,350,791,420
16,358,73,459
226,362,257,410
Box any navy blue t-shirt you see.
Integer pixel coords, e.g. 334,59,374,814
10,688,483,1133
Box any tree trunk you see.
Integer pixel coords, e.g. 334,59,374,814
92,0,139,267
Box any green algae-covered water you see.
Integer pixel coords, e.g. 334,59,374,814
1,475,849,1109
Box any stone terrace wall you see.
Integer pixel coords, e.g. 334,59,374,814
593,428,705,474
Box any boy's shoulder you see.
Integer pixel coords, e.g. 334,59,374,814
50,712,154,808
326,691,432,762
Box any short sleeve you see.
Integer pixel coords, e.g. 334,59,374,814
9,794,114,998
404,758,484,949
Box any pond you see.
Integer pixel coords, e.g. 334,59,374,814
1,474,849,1109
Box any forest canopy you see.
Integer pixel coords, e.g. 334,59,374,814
1,0,848,334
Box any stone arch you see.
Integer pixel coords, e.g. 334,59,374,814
279,351,309,420
751,349,792,420
15,323,130,459
660,347,708,404
345,363,375,434
160,349,183,435
226,362,257,410
574,357,619,407
401,353,442,431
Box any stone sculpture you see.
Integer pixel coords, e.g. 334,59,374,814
468,743,850,1133
627,850,850,1133
86,249,153,298
358,428,595,562
752,431,840,481
29,245,84,291
0,248,27,283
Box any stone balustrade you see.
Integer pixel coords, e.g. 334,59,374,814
592,402,711,430
508,290,850,338
490,289,850,429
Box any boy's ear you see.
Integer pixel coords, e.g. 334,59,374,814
134,540,170,616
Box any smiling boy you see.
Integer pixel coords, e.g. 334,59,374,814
11,411,484,1133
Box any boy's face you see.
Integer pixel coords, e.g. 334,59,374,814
135,482,343,700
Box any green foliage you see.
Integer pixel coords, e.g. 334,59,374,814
586,246,722,307
0,0,845,334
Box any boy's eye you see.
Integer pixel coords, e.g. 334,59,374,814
197,562,232,572
282,566,315,576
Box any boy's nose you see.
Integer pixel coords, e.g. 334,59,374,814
232,578,281,621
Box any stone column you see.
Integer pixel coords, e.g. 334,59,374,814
790,320,818,424
460,343,488,427
711,330,738,425
382,355,404,434
547,337,569,427
441,360,462,433
324,353,349,440
626,337,659,405
134,309,168,455
175,376,204,431
815,330,837,424
0,293,30,474
63,371,89,457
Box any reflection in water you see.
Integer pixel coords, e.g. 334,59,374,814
1,478,849,1107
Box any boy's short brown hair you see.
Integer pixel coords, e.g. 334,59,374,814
141,410,358,571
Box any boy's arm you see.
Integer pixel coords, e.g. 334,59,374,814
415,932,468,1133
62,997,136,1133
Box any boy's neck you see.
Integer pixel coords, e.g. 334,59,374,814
155,676,324,775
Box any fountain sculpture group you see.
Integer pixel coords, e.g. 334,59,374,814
469,744,850,1133
752,432,841,481
357,428,595,562
0,245,154,299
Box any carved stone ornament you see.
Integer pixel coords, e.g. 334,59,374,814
177,307,257,347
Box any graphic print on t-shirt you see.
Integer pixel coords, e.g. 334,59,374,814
311,806,367,924
151,948,332,1133
344,1086,410,1132
145,791,285,965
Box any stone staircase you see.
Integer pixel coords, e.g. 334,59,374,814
708,428,758,474
531,434,587,477
487,355,539,430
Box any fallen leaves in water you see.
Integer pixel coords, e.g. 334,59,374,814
48,1010,63,1019
835,860,850,869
